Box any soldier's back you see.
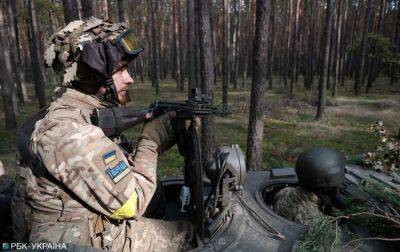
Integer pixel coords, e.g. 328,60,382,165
273,186,323,225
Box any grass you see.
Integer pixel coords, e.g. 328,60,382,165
0,75,399,178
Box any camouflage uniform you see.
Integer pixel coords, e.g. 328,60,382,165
12,87,193,251
273,186,323,225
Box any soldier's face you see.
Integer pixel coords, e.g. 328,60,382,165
112,68,134,105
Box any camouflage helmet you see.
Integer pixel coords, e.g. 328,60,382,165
295,147,345,192
43,17,143,98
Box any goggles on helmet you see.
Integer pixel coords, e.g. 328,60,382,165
117,29,144,59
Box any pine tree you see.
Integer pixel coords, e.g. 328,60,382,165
246,0,270,170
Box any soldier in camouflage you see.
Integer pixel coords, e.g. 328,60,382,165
12,17,193,251
274,147,345,226
273,186,324,226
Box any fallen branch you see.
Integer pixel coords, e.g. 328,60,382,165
335,211,400,227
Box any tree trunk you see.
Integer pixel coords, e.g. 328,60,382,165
187,0,195,96
171,0,177,80
333,0,342,98
229,1,236,85
232,0,242,90
28,0,46,109
283,0,292,89
20,0,33,94
339,0,348,87
177,0,185,91
7,0,24,105
267,0,275,89
194,0,201,88
222,0,229,111
348,2,362,79
390,1,400,85
152,0,162,80
102,0,111,20
117,0,126,22
210,1,218,88
246,0,269,171
246,0,256,78
305,0,315,90
197,0,215,170
149,0,159,94
289,0,300,97
62,0,80,24
366,0,385,93
172,0,181,89
326,4,336,91
81,0,94,18
316,0,333,120
16,0,30,102
0,4,17,129
354,0,372,95
242,2,251,88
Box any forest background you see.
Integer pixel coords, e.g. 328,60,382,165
0,0,399,178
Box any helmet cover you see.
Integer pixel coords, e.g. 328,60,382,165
44,17,141,88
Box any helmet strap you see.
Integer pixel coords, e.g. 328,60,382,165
102,77,120,105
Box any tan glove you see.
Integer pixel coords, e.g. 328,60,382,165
140,111,177,154
184,117,201,130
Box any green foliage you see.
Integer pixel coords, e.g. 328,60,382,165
343,198,400,239
363,180,400,209
351,33,400,79
298,179,400,251
341,180,400,238
297,216,345,252
352,33,399,64
368,34,399,64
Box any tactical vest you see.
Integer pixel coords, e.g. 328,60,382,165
13,108,47,242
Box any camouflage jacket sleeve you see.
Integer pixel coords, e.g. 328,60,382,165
31,120,158,219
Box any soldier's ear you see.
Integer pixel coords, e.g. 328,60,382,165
81,42,107,76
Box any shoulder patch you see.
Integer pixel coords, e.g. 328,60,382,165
106,161,130,183
103,150,117,165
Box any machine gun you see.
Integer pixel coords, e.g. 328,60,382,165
91,88,224,237
90,88,219,137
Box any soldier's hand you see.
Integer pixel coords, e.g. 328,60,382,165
184,117,201,131
140,111,177,154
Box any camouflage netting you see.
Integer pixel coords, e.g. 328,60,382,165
364,121,400,173
43,17,129,86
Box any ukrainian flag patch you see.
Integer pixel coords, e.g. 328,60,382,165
106,161,130,183
103,150,116,165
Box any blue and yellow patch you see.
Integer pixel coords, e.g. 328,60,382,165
106,161,130,183
102,150,116,165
